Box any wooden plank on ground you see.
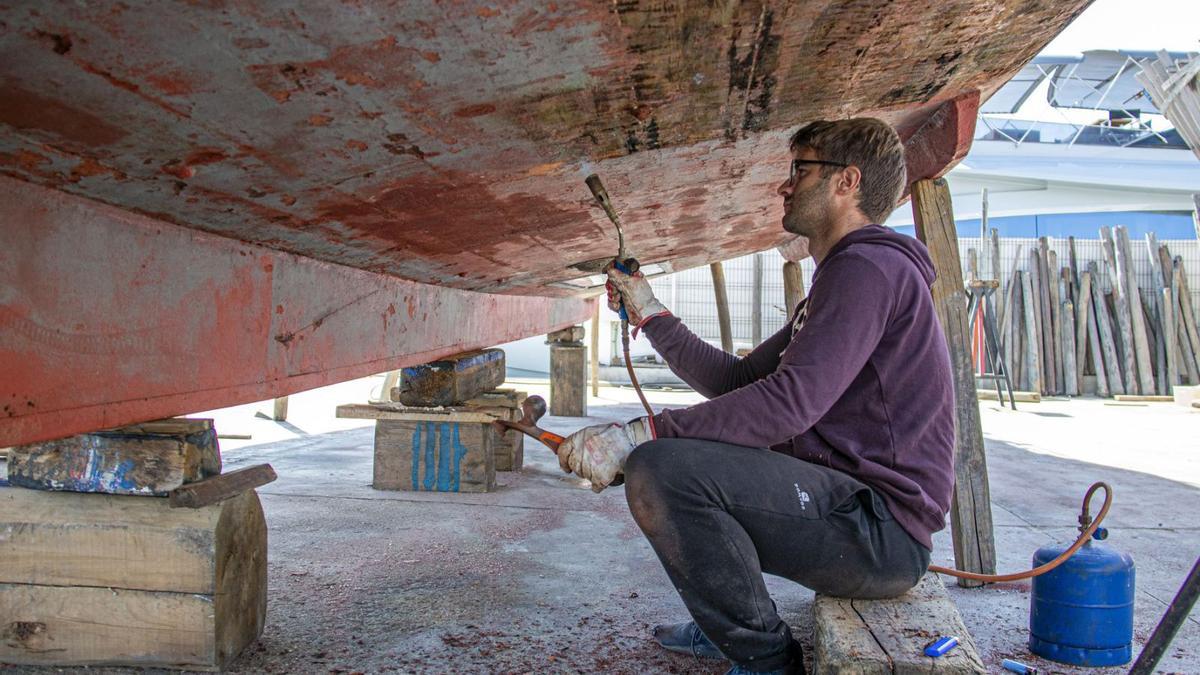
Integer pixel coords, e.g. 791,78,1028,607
7,419,221,496
392,348,507,406
0,489,266,670
1113,395,1176,402
169,463,277,508
812,574,985,675
911,178,996,586
976,389,1041,403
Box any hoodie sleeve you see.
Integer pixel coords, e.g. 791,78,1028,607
640,314,792,399
652,252,894,447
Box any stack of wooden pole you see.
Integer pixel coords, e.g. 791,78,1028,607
987,226,1200,398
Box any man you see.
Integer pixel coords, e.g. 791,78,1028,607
557,118,955,675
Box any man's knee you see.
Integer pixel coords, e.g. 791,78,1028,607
623,439,679,528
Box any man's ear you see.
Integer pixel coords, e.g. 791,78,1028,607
836,166,862,195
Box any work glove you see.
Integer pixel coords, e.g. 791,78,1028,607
605,264,670,331
558,417,655,493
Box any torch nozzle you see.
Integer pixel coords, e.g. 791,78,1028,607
585,173,626,260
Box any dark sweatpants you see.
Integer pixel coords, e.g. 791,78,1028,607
624,438,931,672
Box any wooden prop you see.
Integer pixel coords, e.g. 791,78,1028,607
911,178,996,586
169,463,277,509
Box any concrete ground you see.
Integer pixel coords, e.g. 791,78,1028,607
9,376,1200,674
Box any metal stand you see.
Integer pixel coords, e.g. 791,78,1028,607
967,280,1017,409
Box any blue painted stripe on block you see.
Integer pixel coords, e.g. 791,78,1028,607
436,423,453,492
423,422,437,490
451,424,468,491
411,422,422,490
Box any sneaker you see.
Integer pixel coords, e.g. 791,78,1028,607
652,620,723,659
724,641,805,675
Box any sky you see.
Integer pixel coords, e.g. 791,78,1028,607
1041,0,1199,55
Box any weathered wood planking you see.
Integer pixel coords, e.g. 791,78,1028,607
463,389,527,471
0,488,266,670
7,419,220,496
911,178,996,586
373,416,496,493
337,402,496,423
812,574,985,674
392,348,506,407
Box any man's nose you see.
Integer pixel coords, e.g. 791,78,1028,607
777,178,793,197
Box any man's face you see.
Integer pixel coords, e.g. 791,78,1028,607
777,146,836,238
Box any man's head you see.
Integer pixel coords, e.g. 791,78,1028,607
777,118,906,237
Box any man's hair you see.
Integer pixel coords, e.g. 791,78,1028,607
788,118,907,223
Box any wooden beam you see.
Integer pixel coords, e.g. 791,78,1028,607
169,463,277,509
1021,271,1042,393
590,304,601,397
911,177,996,587
710,262,734,353
783,261,806,317
272,396,288,422
1101,228,1138,395
1115,226,1156,394
1089,263,1124,396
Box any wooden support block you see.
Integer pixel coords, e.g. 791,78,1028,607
392,348,506,407
547,325,586,343
0,487,266,670
372,415,496,492
7,419,220,496
912,178,996,587
812,574,985,674
169,463,277,508
1113,395,1176,403
462,389,527,471
549,338,586,417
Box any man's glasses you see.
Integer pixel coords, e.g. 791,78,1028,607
790,159,848,182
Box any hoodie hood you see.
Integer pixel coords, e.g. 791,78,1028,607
815,224,937,287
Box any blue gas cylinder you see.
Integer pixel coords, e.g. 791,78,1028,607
1029,531,1135,666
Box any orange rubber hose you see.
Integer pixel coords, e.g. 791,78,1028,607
929,481,1112,583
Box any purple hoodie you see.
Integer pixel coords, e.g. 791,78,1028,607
644,225,954,549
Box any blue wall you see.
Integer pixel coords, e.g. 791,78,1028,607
892,210,1195,239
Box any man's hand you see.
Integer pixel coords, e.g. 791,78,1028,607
605,264,670,328
558,417,655,492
